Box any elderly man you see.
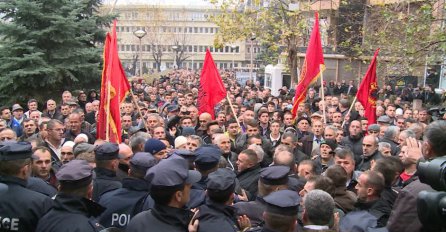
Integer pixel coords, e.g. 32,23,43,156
357,135,383,171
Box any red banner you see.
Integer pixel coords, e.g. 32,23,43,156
97,20,130,143
198,49,227,119
357,48,380,125
291,12,325,118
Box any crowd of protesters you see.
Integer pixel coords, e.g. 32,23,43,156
0,68,445,232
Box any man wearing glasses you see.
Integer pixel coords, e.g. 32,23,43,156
43,119,66,170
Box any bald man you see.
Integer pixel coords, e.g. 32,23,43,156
116,143,133,180
197,113,212,136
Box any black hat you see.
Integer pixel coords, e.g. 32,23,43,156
260,165,290,185
207,168,236,191
194,145,222,171
144,139,166,155
145,155,201,187
130,152,157,171
320,139,337,151
171,149,197,161
167,105,179,113
56,160,93,189
0,141,35,161
94,142,121,160
263,190,300,216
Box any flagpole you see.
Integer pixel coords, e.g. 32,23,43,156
320,64,326,125
341,96,357,128
129,89,149,132
226,94,241,128
105,80,111,142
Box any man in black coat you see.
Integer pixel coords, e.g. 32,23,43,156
0,141,53,232
236,149,262,200
197,168,241,232
92,142,122,202
357,135,383,172
36,160,105,232
98,152,157,229
127,155,201,232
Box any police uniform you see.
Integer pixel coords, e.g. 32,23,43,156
98,152,157,228
127,156,201,232
171,149,197,170
36,160,105,232
188,145,221,208
92,142,122,202
249,190,300,232
0,141,53,232
234,165,290,227
197,168,240,232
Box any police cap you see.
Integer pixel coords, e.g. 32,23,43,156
260,165,290,185
0,141,35,161
263,190,300,216
94,142,121,160
145,155,201,187
171,149,197,161
56,160,93,189
194,145,221,171
130,152,157,171
207,168,236,191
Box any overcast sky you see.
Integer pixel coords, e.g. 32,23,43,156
103,0,214,6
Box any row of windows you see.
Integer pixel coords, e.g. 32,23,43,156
124,61,239,70
122,11,213,22
117,26,219,34
119,45,243,54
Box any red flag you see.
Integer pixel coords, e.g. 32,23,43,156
292,12,325,118
357,48,380,125
97,20,130,143
198,49,227,119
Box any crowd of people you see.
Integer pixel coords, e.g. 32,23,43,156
0,68,445,232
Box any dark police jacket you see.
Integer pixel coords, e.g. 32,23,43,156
92,167,122,202
234,197,266,227
197,198,240,232
126,204,193,232
0,176,53,232
36,194,105,232
98,177,154,228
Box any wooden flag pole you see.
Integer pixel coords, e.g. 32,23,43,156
341,96,357,128
129,89,149,133
226,93,241,128
320,64,327,125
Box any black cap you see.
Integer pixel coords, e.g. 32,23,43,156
56,160,93,189
260,165,290,185
263,190,300,216
130,152,157,171
145,155,201,187
171,149,197,161
194,145,222,171
0,141,35,161
94,142,120,160
320,139,337,151
207,168,236,191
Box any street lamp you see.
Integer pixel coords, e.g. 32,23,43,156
172,45,178,69
133,29,147,77
250,34,256,82
231,44,237,71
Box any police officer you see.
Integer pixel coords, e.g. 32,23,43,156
196,168,241,232
252,190,300,232
92,142,122,202
188,145,221,208
234,165,290,227
127,155,201,232
171,149,197,170
98,152,157,229
36,160,105,232
0,141,53,232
